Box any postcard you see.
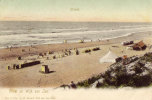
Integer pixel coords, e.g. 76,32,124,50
0,0,152,100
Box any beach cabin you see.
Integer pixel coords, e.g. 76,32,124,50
132,41,147,50
40,65,50,73
11,61,41,70
21,61,40,68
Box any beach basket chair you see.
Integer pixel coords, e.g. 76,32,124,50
18,56,22,60
53,55,56,59
79,40,84,43
75,49,79,55
40,65,49,73
19,64,22,69
7,66,10,70
49,51,54,54
15,64,20,69
13,64,16,69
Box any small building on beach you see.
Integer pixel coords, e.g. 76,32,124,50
132,41,147,50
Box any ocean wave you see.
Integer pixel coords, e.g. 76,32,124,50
101,32,134,40
0,22,152,48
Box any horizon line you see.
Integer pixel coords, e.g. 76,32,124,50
0,20,151,23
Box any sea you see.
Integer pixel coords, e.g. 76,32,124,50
0,21,152,48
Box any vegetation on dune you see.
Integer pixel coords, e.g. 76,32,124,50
74,52,152,88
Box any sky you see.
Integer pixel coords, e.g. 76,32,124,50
0,0,152,22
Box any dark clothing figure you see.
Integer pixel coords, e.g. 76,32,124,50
70,81,77,89
76,49,79,55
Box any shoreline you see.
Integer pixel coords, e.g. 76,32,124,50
0,30,151,49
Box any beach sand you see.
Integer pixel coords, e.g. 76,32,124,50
0,31,152,88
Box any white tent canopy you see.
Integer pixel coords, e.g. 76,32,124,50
99,51,118,63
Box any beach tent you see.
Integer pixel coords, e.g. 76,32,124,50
99,51,118,63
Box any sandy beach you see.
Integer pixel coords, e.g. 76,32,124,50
0,31,152,88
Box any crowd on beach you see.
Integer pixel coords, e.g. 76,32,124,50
6,39,101,73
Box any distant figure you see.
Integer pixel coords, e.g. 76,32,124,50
76,49,79,55
70,81,77,89
9,46,12,51
69,50,71,55
22,49,25,52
